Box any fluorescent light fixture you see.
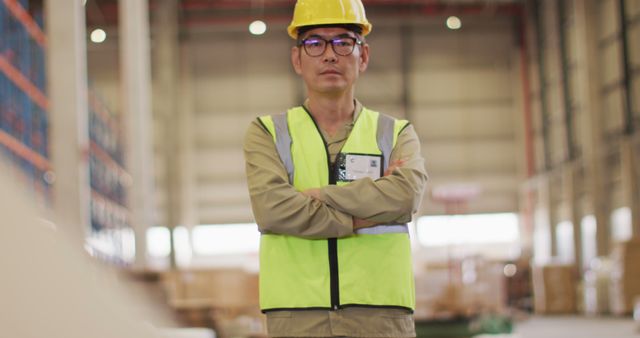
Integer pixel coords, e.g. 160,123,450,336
90,28,107,43
249,20,267,35
446,16,462,30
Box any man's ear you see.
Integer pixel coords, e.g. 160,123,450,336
291,46,303,75
359,43,370,73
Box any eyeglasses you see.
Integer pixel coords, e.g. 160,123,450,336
298,36,363,57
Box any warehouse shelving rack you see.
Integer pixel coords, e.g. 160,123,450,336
2,0,133,264
88,91,130,231
87,90,134,265
0,0,50,201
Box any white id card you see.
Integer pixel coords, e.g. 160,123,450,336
344,154,382,180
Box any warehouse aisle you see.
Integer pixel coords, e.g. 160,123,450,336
514,316,638,338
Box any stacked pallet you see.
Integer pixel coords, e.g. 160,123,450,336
163,269,265,338
414,257,507,320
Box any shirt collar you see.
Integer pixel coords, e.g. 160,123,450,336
302,99,363,124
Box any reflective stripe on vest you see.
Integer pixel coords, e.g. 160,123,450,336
355,224,408,235
257,107,415,312
376,113,394,171
272,113,294,184
272,110,395,184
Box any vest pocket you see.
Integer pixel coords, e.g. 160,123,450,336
337,234,415,309
259,235,332,310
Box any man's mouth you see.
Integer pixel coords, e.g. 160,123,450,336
320,69,341,75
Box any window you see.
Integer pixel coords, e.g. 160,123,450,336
416,212,520,247
611,207,632,242
556,221,574,263
191,223,260,255
581,215,597,268
146,226,171,258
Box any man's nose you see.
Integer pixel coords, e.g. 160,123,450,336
322,43,338,62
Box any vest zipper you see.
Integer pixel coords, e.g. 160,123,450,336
327,157,340,310
302,106,341,311
328,238,339,310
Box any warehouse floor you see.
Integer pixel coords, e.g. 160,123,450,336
512,315,639,338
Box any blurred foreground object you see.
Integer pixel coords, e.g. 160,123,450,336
0,160,178,338
159,328,215,338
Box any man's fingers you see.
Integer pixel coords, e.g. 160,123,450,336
353,217,377,229
302,188,321,200
384,158,406,176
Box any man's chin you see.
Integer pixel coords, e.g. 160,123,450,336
316,83,349,95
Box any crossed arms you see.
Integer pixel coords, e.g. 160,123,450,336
243,119,428,239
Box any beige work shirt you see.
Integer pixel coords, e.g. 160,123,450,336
243,101,428,338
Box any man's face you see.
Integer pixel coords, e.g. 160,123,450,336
291,27,369,96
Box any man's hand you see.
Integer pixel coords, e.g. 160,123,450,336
353,217,377,230
305,158,405,200
302,188,322,200
304,158,405,231
384,158,406,176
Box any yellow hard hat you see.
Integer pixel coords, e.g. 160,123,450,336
287,0,372,39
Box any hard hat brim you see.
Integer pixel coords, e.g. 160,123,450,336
288,21,372,39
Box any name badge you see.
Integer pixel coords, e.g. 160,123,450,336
336,153,382,181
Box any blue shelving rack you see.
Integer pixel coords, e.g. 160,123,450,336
0,0,51,200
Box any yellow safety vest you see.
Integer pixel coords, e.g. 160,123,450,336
257,106,415,312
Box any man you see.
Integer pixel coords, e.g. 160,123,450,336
243,0,428,336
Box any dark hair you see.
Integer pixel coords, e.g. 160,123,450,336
296,24,363,44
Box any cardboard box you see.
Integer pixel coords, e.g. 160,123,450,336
414,258,507,320
610,239,640,315
163,269,259,309
532,263,576,314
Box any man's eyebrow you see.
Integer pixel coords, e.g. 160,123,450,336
332,33,354,39
303,33,355,40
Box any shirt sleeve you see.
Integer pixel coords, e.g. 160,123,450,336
243,119,355,239
319,124,428,224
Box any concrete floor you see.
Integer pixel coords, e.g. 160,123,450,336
512,316,639,338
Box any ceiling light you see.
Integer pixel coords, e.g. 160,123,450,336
503,264,517,277
446,16,462,30
249,20,267,36
90,28,106,43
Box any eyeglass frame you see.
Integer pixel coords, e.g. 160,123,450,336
297,34,364,57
